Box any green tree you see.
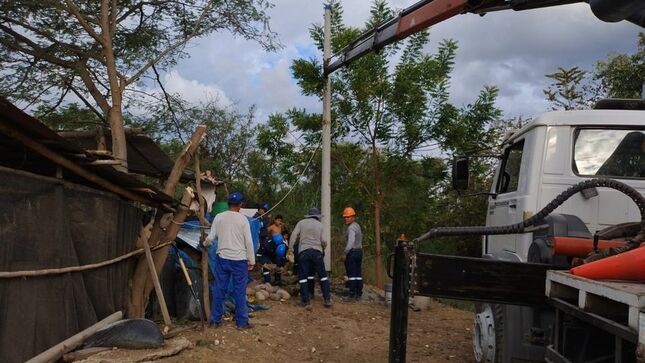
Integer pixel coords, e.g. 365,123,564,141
543,32,644,110
137,96,258,185
543,66,595,110
289,0,503,286
595,33,645,99
34,102,103,130
0,0,278,170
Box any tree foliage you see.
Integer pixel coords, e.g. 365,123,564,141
261,0,505,284
595,33,645,99
544,32,644,110
543,66,594,110
0,0,278,169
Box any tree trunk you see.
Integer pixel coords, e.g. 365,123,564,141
107,106,128,172
127,126,206,318
101,0,128,172
372,145,384,289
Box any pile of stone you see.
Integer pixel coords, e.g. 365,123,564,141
247,283,291,302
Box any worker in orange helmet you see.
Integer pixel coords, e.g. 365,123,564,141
341,207,363,301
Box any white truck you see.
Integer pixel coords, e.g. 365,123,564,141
471,99,645,363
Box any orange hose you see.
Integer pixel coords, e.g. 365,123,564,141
551,237,626,257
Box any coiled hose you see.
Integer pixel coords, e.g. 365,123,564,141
415,179,645,249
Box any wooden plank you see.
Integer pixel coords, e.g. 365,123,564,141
414,254,562,306
637,312,645,360
547,281,579,302
548,271,645,308
25,311,123,363
580,292,629,327
550,298,637,343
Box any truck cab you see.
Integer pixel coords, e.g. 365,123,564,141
474,103,645,363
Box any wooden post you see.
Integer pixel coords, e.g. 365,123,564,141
25,311,123,363
143,237,172,328
128,125,206,319
322,4,332,271
194,152,211,319
95,126,107,152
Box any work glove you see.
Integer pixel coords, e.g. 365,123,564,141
203,237,212,247
286,249,295,263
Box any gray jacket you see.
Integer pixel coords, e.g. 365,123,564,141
344,222,363,254
289,217,327,253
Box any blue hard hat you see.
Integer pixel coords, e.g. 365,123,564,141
228,192,244,205
261,202,270,211
272,233,284,245
276,243,287,258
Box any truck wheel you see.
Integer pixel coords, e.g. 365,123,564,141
473,303,504,363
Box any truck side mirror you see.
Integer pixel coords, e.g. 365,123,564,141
452,157,469,191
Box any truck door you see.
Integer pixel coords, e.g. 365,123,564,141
486,139,526,256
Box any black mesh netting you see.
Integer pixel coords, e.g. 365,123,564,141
0,168,143,363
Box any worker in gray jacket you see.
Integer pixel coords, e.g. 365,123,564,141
289,208,332,308
342,207,363,299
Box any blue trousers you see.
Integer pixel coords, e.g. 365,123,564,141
298,249,330,303
211,255,249,327
294,244,314,295
345,249,363,297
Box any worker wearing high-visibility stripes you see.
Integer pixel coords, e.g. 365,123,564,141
289,208,332,308
258,233,287,285
342,207,363,300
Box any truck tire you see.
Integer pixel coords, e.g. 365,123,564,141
473,303,505,363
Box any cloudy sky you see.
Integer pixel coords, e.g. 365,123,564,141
159,0,642,122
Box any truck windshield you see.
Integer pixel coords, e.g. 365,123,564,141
573,129,645,178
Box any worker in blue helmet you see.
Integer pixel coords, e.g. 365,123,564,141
257,222,287,285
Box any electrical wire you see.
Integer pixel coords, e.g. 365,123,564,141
254,139,322,220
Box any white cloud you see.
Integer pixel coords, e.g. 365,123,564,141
160,1,641,123
163,70,233,107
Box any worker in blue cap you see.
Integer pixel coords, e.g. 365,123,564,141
205,192,255,330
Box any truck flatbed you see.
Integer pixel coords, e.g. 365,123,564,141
545,270,645,362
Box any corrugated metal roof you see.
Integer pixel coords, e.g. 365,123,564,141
62,132,194,182
0,97,175,207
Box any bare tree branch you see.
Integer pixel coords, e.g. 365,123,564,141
125,0,215,86
19,83,57,111
0,16,103,60
38,80,74,119
109,0,118,36
151,63,185,143
70,86,108,125
76,65,111,113
0,25,77,68
63,0,105,46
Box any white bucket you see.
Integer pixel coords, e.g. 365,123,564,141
413,296,431,310
384,283,392,307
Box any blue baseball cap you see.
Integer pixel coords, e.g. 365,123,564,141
228,192,244,205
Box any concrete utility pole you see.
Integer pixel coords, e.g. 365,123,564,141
322,3,332,271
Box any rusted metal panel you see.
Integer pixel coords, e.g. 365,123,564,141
396,0,469,38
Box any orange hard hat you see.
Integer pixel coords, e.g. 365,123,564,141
342,207,356,217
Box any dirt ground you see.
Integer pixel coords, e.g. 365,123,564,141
158,296,476,363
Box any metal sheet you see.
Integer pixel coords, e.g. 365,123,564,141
414,253,560,305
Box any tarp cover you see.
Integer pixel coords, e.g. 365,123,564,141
0,168,143,363
81,319,164,349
